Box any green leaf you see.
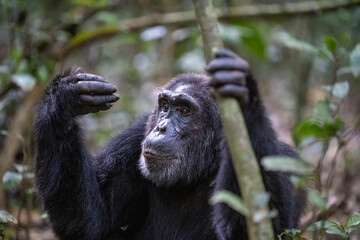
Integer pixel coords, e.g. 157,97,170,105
334,117,345,131
350,44,360,77
324,36,337,55
280,229,307,240
347,213,360,228
283,228,302,236
293,118,325,144
241,26,266,59
290,175,309,189
26,187,35,195
0,210,17,224
346,226,359,234
332,81,349,99
268,209,278,219
277,32,333,62
14,164,26,173
297,136,318,149
37,65,49,83
2,171,22,190
95,11,118,25
262,156,314,175
313,101,333,123
254,192,270,207
320,118,345,141
278,32,318,54
0,65,9,74
11,74,36,92
308,189,326,210
293,116,344,145
40,212,48,219
326,228,349,239
223,22,266,59
24,172,35,179
218,24,241,45
337,66,353,77
307,221,338,231
210,190,249,216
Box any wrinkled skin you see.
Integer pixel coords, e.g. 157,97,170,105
34,49,305,240
46,67,119,119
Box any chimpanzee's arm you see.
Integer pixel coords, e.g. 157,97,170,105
206,48,279,155
207,49,305,239
34,70,146,239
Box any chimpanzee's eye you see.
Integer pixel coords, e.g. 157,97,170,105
162,101,169,112
179,106,190,116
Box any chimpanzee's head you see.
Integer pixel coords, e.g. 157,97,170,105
139,74,223,187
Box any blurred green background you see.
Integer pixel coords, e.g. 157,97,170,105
0,0,359,239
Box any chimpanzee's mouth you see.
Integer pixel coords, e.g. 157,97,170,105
142,149,173,161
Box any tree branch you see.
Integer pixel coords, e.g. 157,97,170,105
57,0,360,59
300,200,344,232
118,0,360,30
192,0,274,239
220,0,360,19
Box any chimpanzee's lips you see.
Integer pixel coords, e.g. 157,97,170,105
142,149,172,160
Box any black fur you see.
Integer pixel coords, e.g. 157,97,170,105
34,59,305,239
212,74,304,239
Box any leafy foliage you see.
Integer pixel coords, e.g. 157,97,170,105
349,44,360,78
277,32,333,62
0,210,17,224
262,156,314,175
305,213,360,239
219,23,267,60
210,190,249,216
0,0,359,239
293,116,345,146
2,171,22,191
277,33,360,240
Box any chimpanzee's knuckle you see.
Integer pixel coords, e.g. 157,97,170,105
212,71,223,80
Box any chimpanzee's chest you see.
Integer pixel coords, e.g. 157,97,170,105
132,186,217,240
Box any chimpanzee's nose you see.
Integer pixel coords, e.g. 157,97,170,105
155,119,169,134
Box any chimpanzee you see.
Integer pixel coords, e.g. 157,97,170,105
34,49,305,240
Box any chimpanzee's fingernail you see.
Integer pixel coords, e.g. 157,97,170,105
73,67,83,74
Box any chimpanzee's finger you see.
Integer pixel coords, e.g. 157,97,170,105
80,94,120,105
214,49,239,59
78,104,113,115
61,75,76,84
72,67,83,75
75,73,107,83
75,81,117,94
206,58,250,74
217,84,249,103
209,71,246,88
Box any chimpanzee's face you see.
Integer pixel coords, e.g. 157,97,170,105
139,74,222,187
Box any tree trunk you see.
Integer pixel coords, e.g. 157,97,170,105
192,0,275,239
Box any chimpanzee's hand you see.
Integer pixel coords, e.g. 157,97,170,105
206,49,250,104
51,68,120,118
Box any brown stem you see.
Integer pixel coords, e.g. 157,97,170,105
315,141,330,190
325,145,342,198
192,0,274,239
301,201,344,232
